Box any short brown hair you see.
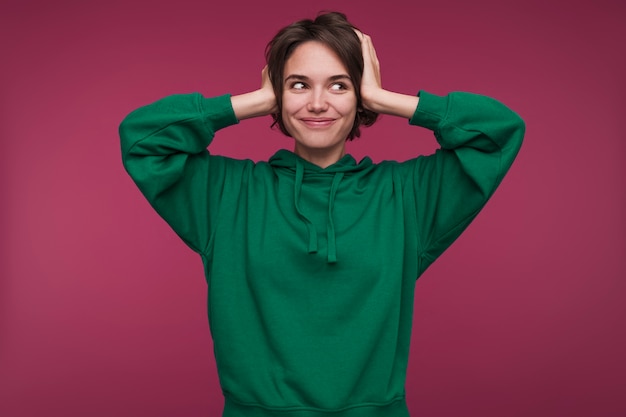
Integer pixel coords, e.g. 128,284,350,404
265,11,378,141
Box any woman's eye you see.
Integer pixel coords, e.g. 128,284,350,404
330,83,346,91
291,82,306,90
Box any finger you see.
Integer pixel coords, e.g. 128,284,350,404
261,65,269,83
359,34,377,63
360,34,381,84
363,34,379,64
353,28,364,42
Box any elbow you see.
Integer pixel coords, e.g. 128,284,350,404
118,115,133,153
511,113,526,150
512,111,526,137
118,113,143,163
501,109,525,151
498,112,525,170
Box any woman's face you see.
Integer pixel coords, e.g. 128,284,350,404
281,41,357,167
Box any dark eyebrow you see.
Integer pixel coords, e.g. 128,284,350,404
284,74,353,84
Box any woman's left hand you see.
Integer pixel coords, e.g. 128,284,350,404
355,30,383,112
354,30,419,118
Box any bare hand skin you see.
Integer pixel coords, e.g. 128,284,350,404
354,30,382,110
231,66,277,120
354,30,419,119
232,32,418,123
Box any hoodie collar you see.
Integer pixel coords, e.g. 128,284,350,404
269,150,372,264
269,149,372,174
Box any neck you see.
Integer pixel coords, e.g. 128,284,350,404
293,144,346,169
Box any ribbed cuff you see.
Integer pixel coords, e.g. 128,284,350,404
409,90,448,131
199,93,239,133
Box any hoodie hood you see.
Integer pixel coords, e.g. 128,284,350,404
269,149,373,263
268,149,373,173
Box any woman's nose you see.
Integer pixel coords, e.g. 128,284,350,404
307,90,329,113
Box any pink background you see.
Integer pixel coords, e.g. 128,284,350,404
2,0,625,416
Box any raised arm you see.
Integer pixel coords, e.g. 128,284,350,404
120,69,277,254
119,93,239,253
354,31,525,273
408,90,525,271
231,66,277,120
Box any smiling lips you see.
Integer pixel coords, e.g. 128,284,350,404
300,118,336,128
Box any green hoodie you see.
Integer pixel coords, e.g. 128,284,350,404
120,90,524,417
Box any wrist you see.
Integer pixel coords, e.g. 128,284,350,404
231,89,277,120
364,89,419,119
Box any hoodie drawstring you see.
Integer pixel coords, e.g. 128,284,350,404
294,160,318,254
326,172,344,263
293,160,345,263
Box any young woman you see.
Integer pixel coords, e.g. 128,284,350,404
120,11,524,417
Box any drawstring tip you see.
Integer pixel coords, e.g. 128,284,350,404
307,232,318,254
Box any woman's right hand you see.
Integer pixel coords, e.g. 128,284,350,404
260,66,278,114
231,66,277,120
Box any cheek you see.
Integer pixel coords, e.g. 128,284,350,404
280,96,300,136
281,94,305,116
337,96,358,117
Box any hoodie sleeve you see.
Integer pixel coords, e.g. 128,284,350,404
403,90,525,273
119,93,240,254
